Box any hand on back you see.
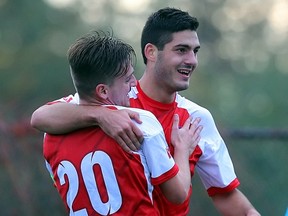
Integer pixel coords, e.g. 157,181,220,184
98,109,144,153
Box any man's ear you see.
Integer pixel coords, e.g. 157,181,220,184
95,84,108,99
144,43,158,62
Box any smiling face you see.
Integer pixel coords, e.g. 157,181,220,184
154,30,200,93
106,63,137,107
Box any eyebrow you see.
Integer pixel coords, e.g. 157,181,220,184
175,44,201,50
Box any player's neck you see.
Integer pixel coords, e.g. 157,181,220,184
79,97,108,106
139,74,175,104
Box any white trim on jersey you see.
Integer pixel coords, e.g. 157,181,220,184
175,93,237,189
46,95,177,203
56,91,237,192
115,106,176,202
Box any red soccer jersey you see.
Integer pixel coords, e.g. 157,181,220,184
44,106,178,216
52,83,240,215
128,82,240,216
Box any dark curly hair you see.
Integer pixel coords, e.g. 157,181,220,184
141,7,199,64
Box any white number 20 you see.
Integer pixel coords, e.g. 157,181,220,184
57,151,122,215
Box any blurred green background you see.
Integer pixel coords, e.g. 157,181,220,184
0,0,287,215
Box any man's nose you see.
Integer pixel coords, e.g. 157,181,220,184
184,52,198,66
130,74,137,87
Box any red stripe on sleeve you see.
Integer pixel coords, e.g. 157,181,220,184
207,178,240,196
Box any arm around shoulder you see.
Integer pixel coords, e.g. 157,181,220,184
30,102,99,134
31,103,144,152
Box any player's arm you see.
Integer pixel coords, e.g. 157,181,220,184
159,115,202,203
31,102,143,152
193,109,260,215
212,188,261,216
31,103,96,134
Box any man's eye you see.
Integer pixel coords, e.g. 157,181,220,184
178,48,186,53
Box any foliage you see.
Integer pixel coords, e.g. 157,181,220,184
0,0,287,215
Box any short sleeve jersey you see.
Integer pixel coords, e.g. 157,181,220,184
128,82,240,216
51,83,240,216
44,105,178,216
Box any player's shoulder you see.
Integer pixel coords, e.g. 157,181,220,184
50,93,79,104
115,106,160,124
114,106,163,137
175,93,212,119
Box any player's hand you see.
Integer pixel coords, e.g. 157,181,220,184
98,109,144,152
171,114,202,155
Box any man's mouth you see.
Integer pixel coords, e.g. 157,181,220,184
178,69,191,76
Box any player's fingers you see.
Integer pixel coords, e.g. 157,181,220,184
131,123,144,145
182,116,192,129
125,126,143,150
121,132,139,152
172,114,180,130
195,125,203,136
115,136,135,153
124,109,143,146
127,110,142,124
190,126,203,148
189,117,201,131
193,136,201,147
